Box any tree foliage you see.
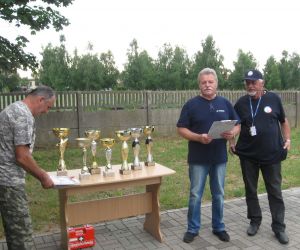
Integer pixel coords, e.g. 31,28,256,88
264,56,281,90
0,0,73,73
155,44,191,90
122,39,156,90
190,36,226,89
228,50,257,89
39,35,71,90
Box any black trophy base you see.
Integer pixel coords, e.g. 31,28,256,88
131,164,142,170
90,167,101,175
145,161,155,167
119,169,132,175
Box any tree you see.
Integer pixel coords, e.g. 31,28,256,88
0,71,21,92
39,35,71,90
155,43,191,90
0,0,73,73
122,39,156,90
68,43,105,90
190,35,227,89
100,51,119,90
286,52,300,89
228,50,257,89
264,56,281,90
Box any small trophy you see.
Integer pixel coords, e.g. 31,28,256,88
100,138,115,177
76,138,92,181
85,129,101,174
52,128,70,176
115,130,132,175
130,128,143,170
143,126,155,166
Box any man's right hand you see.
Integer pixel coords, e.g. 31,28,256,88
200,134,213,144
229,144,236,156
40,172,54,189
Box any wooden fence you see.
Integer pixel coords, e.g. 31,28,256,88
1,90,299,147
0,90,298,112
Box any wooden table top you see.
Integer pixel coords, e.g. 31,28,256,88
48,162,175,188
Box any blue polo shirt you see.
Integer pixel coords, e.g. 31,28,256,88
177,95,239,165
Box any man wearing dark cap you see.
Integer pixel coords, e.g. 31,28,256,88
231,69,291,244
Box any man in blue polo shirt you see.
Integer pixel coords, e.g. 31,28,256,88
177,67,240,243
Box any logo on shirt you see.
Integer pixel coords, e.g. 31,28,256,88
264,106,272,113
216,110,225,113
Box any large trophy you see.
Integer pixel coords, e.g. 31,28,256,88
130,128,143,170
143,125,155,166
52,128,70,176
76,138,92,180
85,129,101,174
100,138,115,177
115,130,132,175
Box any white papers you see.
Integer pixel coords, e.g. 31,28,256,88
208,120,237,139
49,175,80,187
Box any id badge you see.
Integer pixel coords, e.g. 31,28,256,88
250,126,257,136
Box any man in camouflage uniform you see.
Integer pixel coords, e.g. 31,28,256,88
0,86,56,250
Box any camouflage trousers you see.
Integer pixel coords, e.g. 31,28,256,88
0,185,34,250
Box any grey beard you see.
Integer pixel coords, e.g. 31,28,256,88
247,91,257,97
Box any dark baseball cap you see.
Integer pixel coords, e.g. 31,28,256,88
244,69,263,81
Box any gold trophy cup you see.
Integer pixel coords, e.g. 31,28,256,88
52,128,70,176
85,129,101,174
115,130,132,175
76,138,92,181
100,138,115,177
130,128,143,170
143,125,155,166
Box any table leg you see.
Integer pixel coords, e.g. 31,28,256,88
144,182,163,242
59,190,68,250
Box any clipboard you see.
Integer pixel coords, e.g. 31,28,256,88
208,120,237,139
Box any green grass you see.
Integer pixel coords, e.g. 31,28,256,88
0,129,300,237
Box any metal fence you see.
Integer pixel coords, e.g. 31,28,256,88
0,90,298,112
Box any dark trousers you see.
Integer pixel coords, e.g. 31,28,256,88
240,158,286,233
0,185,34,250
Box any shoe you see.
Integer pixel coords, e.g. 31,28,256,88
275,232,289,244
213,230,230,242
247,224,259,236
183,232,198,243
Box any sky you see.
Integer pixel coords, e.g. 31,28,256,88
2,0,300,77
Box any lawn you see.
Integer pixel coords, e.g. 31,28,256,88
0,129,299,238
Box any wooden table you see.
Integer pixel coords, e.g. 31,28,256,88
48,163,175,249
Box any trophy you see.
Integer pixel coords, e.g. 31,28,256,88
100,138,115,177
115,130,132,175
130,128,143,170
143,126,155,166
85,129,101,174
76,138,92,180
52,128,70,176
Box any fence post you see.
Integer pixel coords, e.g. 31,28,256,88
296,91,300,128
76,92,83,137
145,91,152,125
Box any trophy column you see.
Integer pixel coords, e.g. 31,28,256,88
143,125,155,166
76,138,92,180
100,138,115,177
85,130,101,174
115,130,132,175
52,128,70,176
130,128,143,170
